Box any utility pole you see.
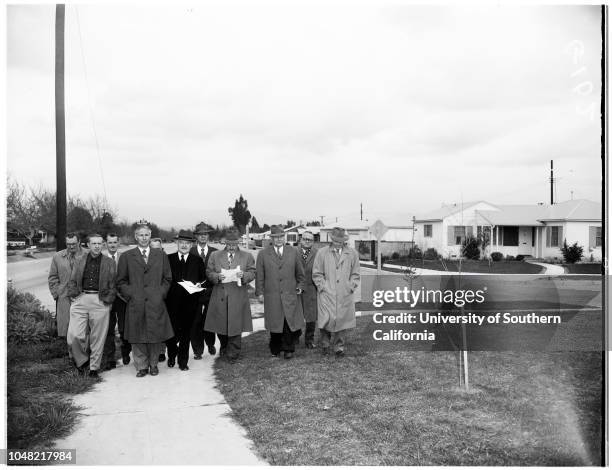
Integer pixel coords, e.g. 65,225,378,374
550,160,554,205
319,215,324,226
360,203,363,221
55,4,67,250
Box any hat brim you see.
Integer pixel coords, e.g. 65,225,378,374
330,235,349,242
194,230,212,235
175,236,194,241
270,233,285,238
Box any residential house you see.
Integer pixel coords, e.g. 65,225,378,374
414,199,602,261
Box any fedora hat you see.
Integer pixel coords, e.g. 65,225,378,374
269,225,285,238
329,227,349,243
174,229,195,241
194,222,212,235
224,228,241,243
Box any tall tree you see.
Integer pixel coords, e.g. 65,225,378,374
228,194,251,234
250,216,261,233
285,220,296,228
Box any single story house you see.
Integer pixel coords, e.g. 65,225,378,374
414,199,602,261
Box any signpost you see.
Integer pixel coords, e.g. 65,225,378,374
369,219,388,274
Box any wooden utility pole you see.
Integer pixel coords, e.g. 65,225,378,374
55,4,67,250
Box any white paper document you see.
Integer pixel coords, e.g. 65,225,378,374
178,281,205,294
221,267,242,286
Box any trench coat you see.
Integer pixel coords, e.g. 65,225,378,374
48,248,87,337
298,246,319,323
116,247,174,344
165,252,206,330
255,245,305,333
204,248,255,336
311,245,360,332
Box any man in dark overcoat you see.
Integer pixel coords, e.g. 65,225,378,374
298,230,319,348
204,228,255,362
165,230,206,371
256,225,305,359
116,222,174,377
189,222,218,358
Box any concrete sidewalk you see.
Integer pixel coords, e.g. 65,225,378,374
53,318,268,465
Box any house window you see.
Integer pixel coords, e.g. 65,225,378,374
596,227,602,247
424,224,432,238
477,226,491,242
589,226,602,248
447,226,473,245
286,233,297,243
545,226,563,248
454,226,466,245
502,226,519,246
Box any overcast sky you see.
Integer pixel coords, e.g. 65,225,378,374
6,3,602,228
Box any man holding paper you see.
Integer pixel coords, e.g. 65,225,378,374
204,228,255,362
164,230,206,371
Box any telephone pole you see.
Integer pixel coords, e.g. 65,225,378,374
55,4,67,250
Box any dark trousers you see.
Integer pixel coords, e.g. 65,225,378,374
166,310,195,368
305,321,316,346
219,334,242,360
269,319,301,355
190,304,218,355
102,299,131,365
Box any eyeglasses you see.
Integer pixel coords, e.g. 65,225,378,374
302,238,314,242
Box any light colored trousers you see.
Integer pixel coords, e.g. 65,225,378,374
67,293,110,371
319,328,348,352
132,343,163,371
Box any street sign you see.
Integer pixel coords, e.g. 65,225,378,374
370,219,388,240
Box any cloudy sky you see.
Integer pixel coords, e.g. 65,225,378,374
6,3,602,228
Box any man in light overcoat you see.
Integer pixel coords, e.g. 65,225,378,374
116,222,174,377
312,227,360,357
298,230,319,348
204,228,255,362
256,225,305,359
48,232,86,339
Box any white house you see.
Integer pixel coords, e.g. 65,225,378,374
414,199,602,261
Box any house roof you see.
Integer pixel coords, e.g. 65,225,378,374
423,199,601,226
321,214,414,231
415,201,487,221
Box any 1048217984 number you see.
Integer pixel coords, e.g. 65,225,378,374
6,449,76,464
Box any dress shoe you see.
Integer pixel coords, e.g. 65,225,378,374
194,354,202,360
167,357,175,368
149,365,159,376
158,353,166,362
284,351,294,360
88,370,99,378
179,365,189,371
122,355,131,365
103,362,116,371
136,369,148,378
208,345,217,355
335,350,345,358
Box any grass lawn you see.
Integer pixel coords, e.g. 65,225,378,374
384,259,544,274
563,264,602,274
214,317,602,465
7,338,100,449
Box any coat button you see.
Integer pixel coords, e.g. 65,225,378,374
144,297,148,301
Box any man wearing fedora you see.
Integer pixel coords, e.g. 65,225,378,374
312,227,360,357
256,225,305,359
164,230,206,371
189,222,218,358
204,228,255,362
298,230,319,349
116,221,174,377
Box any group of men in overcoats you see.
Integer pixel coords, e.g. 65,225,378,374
48,221,360,375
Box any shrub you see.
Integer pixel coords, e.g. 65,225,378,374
408,246,422,259
561,240,584,264
424,248,440,260
391,252,400,260
461,236,480,260
516,255,525,261
491,252,503,262
7,287,55,344
505,255,515,261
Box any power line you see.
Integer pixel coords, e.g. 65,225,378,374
74,6,108,209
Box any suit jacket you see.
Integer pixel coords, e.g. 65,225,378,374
67,253,117,305
298,246,319,322
165,252,206,325
189,244,217,306
255,245,305,333
116,247,174,343
103,250,127,310
204,248,255,336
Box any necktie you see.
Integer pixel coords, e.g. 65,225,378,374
180,254,185,264
276,247,281,258
302,249,309,261
200,248,205,258
229,253,234,264
142,250,148,264
112,254,116,266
